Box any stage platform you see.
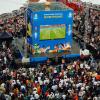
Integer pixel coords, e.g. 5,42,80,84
13,37,80,63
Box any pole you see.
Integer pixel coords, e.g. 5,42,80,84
24,0,29,58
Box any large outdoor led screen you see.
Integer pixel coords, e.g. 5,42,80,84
40,24,66,40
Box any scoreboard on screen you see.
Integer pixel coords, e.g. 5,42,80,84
26,7,73,58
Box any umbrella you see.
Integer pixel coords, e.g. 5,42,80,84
0,32,13,40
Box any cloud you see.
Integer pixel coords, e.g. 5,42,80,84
0,0,27,14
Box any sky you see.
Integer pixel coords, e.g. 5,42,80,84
0,0,100,14
0,0,27,14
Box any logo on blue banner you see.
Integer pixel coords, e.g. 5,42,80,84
34,14,38,20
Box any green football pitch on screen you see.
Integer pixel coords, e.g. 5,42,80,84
40,24,66,40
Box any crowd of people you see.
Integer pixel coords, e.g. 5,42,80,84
0,42,14,69
0,8,26,37
73,3,100,51
0,58,100,100
0,1,100,100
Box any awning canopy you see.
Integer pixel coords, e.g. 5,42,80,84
0,32,13,41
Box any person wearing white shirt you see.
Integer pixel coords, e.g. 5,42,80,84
33,88,37,95
4,94,11,100
30,95,35,100
93,96,98,100
21,85,26,91
44,78,49,84
38,76,41,81
11,80,16,87
34,93,39,99
55,92,60,99
39,72,43,77
54,69,57,74
80,49,84,55
3,70,6,74
62,94,66,100
17,80,21,85
39,80,43,85
22,72,26,76
52,85,57,91
49,92,55,99
80,63,84,68
60,79,64,85
4,56,7,64
83,49,90,56
2,42,6,49
1,83,5,88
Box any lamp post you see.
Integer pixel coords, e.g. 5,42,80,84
23,0,29,58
